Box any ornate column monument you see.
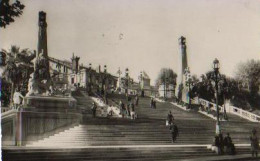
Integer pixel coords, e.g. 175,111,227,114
37,11,50,79
176,36,189,103
26,11,51,96
38,11,48,57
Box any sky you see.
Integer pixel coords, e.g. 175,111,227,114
1,0,260,85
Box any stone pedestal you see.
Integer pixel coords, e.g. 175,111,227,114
23,96,77,111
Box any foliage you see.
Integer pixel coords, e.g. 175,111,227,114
0,0,25,28
155,68,177,87
1,78,11,106
235,59,260,95
2,45,35,105
192,63,260,110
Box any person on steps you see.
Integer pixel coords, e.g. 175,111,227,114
219,132,224,155
214,135,221,155
91,102,97,118
150,98,154,108
130,102,136,120
167,111,174,125
153,99,156,109
169,122,178,143
135,95,139,107
250,128,259,158
223,133,236,155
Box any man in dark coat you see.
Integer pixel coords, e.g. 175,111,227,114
169,122,178,143
153,100,156,109
214,135,221,154
135,95,139,106
167,111,174,125
250,128,259,158
219,133,224,154
150,98,154,108
91,102,97,118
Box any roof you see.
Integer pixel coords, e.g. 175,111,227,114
48,56,118,79
142,71,150,79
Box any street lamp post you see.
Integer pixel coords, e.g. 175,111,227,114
223,86,228,120
125,68,129,101
139,71,143,97
213,58,221,134
103,65,108,104
164,71,166,100
185,67,193,109
87,63,92,95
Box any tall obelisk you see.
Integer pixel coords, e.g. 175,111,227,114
176,36,188,102
38,11,48,57
37,11,50,79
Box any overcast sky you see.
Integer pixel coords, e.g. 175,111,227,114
1,0,260,85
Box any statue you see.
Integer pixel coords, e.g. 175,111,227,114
26,50,52,96
26,73,39,96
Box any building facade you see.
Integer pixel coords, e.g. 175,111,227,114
48,54,117,94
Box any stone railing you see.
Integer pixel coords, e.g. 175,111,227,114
199,98,224,112
227,105,260,122
199,98,260,123
1,106,11,113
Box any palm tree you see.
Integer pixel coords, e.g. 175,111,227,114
2,45,35,106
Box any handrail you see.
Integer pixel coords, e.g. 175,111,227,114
199,98,260,123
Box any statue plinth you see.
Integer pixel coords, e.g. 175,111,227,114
23,95,77,111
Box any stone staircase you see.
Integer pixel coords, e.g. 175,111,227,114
26,125,89,147
3,92,259,160
3,146,216,161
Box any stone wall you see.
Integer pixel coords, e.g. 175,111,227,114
2,109,82,146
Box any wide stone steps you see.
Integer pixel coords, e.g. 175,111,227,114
4,92,259,160
3,146,254,161
3,147,216,161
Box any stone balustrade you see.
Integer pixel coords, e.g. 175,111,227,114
199,98,260,123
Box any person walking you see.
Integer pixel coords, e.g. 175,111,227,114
250,128,259,158
121,102,126,118
135,95,139,107
153,99,156,109
150,98,154,108
167,111,174,125
169,122,178,143
126,104,131,117
130,102,135,120
91,102,97,118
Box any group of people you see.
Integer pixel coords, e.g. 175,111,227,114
214,132,236,155
166,111,178,143
119,100,136,119
214,128,259,157
150,98,156,109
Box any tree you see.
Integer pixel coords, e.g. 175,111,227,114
235,59,260,109
235,59,260,95
2,45,35,105
0,0,25,28
156,68,177,87
192,73,215,102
